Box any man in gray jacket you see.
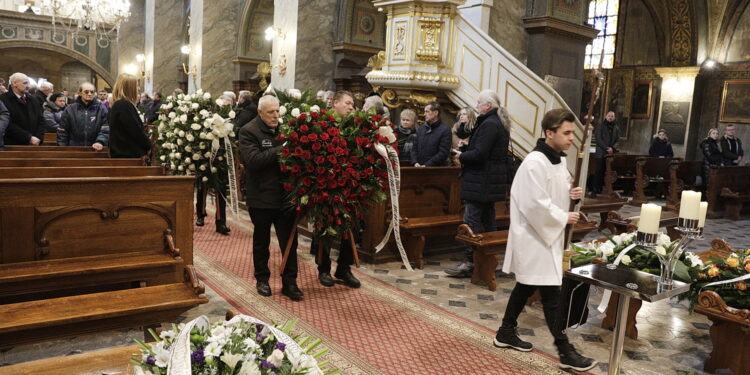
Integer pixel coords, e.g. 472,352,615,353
0,100,9,150
593,110,620,195
57,82,109,150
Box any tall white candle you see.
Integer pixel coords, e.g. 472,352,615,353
638,203,661,234
678,190,701,220
698,202,708,227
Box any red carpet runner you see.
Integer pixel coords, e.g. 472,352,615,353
194,216,570,375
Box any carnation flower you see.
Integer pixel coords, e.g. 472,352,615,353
291,108,301,117
191,123,202,130
186,134,195,142
191,103,199,109
168,112,176,119
310,105,320,113
279,106,287,116
193,154,201,160
203,92,211,100
288,88,302,100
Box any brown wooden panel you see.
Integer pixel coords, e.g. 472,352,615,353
0,207,34,264
0,151,109,159
0,166,164,178
4,146,107,152
0,344,139,375
0,158,142,167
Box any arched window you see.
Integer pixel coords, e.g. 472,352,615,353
585,0,620,69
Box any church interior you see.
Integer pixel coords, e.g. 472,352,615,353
0,0,749,374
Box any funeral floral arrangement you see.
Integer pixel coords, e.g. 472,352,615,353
155,89,236,189
275,90,395,245
685,248,750,310
274,88,326,118
132,315,339,375
571,231,703,283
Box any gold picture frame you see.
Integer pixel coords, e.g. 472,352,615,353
631,80,653,119
720,80,750,123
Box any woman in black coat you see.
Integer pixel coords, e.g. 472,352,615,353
648,129,674,158
108,73,152,159
700,127,723,191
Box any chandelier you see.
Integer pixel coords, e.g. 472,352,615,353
41,0,131,39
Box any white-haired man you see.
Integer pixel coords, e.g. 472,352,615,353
445,90,510,278
35,81,54,109
0,72,45,146
239,95,302,301
222,90,237,107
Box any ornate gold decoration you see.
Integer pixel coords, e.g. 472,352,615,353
382,89,401,108
415,19,442,62
365,70,459,85
257,61,271,90
367,51,387,71
393,24,407,57
669,0,692,66
380,89,437,109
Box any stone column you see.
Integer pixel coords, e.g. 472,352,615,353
200,0,241,95
117,0,145,79
143,0,155,94
152,0,184,95
654,67,700,158
187,0,203,94
522,0,598,115
271,0,298,90
458,0,493,33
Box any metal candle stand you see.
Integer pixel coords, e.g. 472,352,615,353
635,218,704,287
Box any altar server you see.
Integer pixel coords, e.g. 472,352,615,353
494,108,597,372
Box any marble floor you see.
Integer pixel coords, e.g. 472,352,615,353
2,200,748,375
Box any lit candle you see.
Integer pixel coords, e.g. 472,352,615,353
678,190,701,220
638,203,661,234
698,202,708,227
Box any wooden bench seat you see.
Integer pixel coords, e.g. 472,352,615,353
454,221,598,291
0,344,139,375
632,157,681,205
0,251,182,299
720,187,750,220
666,160,702,210
0,150,110,159
0,158,143,167
0,166,165,178
604,209,679,239
4,145,107,152
707,165,750,219
0,277,207,348
604,154,647,198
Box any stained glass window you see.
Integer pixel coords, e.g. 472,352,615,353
585,0,619,69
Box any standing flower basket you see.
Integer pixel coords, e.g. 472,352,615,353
154,90,237,190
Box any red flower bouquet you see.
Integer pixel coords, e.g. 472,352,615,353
277,109,396,244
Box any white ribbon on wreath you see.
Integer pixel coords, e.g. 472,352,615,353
209,137,240,216
373,142,412,271
597,243,637,313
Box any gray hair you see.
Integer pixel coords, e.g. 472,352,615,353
477,89,510,131
363,95,384,113
239,91,252,103
39,81,54,91
324,90,335,99
9,72,27,85
258,94,280,110
222,91,236,101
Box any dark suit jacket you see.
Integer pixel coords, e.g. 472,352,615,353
108,99,151,158
0,91,45,145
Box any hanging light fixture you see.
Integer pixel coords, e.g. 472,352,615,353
41,0,131,39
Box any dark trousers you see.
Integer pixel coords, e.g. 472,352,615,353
311,235,354,275
594,157,606,194
248,207,298,283
501,282,568,344
463,200,497,261
196,185,227,224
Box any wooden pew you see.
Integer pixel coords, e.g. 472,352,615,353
707,165,750,219
631,157,681,205
603,154,646,198
603,209,679,239
42,133,56,145
666,160,703,210
0,150,110,159
580,196,627,230
0,176,205,347
4,145,107,152
0,344,139,375
0,158,143,167
0,166,165,178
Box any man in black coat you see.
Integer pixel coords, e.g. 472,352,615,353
238,94,302,301
592,110,620,194
233,91,258,128
144,92,163,124
35,81,54,111
0,73,45,146
411,101,451,166
445,90,509,278
721,124,744,166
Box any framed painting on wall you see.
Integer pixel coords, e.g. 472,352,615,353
604,69,634,140
720,80,750,123
658,101,690,145
631,80,653,119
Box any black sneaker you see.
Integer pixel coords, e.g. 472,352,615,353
557,342,597,371
493,327,533,352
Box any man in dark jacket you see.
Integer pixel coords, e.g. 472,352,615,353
233,91,258,128
0,72,45,146
593,110,620,194
720,124,744,166
35,81,54,110
445,90,509,278
144,92,163,124
58,82,109,149
411,101,451,166
0,100,9,150
238,94,302,301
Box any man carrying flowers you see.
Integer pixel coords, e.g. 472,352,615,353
494,108,597,372
239,95,303,301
